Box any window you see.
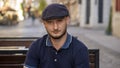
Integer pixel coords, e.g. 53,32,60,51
79,0,82,4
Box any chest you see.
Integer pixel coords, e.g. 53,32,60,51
38,47,74,68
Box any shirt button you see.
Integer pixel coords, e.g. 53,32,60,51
55,52,57,55
54,59,57,62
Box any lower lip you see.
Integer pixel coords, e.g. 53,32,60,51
54,32,58,34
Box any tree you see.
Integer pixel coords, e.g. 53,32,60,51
106,6,112,35
38,0,47,16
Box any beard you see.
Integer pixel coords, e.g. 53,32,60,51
47,28,67,39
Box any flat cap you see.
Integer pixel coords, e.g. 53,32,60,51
41,3,69,20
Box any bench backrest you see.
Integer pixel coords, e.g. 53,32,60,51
0,38,35,48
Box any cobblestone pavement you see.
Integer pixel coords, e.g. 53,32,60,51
0,18,120,68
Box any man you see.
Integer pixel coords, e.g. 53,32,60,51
24,3,89,68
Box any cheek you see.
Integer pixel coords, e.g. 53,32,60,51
44,25,52,31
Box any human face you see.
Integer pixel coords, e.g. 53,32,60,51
43,17,69,39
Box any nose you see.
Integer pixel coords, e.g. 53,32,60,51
53,22,58,30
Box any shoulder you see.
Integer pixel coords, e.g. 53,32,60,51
71,36,88,50
71,36,89,58
71,36,86,47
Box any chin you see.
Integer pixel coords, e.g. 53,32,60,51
51,35,61,39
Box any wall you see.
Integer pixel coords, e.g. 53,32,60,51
112,0,120,38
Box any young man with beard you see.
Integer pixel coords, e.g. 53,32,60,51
24,3,89,68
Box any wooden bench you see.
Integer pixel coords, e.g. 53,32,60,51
0,38,99,68
89,49,99,68
0,38,35,68
0,37,36,48
0,54,25,68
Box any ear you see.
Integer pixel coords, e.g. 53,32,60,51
66,16,70,25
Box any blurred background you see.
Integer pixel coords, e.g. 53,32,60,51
0,0,119,38
0,0,120,68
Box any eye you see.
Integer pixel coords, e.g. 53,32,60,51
57,19,63,22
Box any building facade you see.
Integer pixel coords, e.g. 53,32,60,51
79,0,111,28
112,0,120,38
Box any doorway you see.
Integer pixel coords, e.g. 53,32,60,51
98,0,103,23
86,0,91,24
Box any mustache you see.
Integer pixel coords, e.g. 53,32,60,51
53,29,60,32
52,30,60,33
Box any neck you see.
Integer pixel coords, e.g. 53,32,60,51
50,33,67,50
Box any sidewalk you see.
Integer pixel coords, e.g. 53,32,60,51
68,26,120,68
85,28,120,54
68,26,120,54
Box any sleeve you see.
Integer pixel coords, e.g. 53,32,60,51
74,46,90,68
24,40,40,68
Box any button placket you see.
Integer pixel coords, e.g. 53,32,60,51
54,51,58,62
55,52,58,55
54,58,57,62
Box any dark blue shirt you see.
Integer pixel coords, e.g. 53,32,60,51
24,34,89,68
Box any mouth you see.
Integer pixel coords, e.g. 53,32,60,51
53,31,59,34
53,30,60,34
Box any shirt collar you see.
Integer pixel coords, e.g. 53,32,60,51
46,34,72,49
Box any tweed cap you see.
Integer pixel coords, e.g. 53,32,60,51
41,3,69,20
